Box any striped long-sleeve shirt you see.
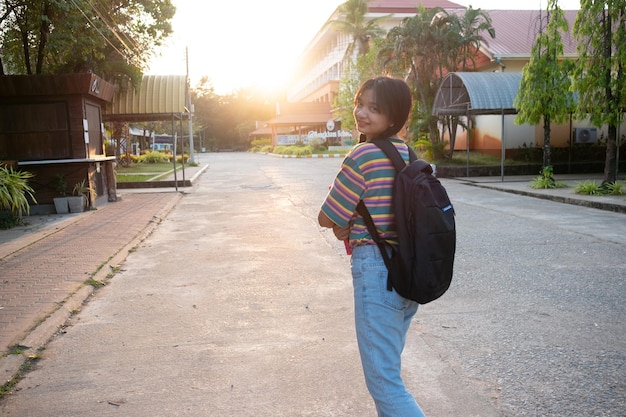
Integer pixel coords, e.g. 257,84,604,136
320,138,410,249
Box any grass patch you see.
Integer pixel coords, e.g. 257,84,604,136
0,349,42,399
116,174,157,183
86,278,106,288
116,162,175,174
8,345,29,355
116,162,188,182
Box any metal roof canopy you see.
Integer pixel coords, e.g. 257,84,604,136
433,72,523,181
433,72,522,116
103,75,188,122
102,74,190,191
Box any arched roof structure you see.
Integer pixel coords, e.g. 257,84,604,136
433,72,522,116
103,75,188,122
432,72,525,180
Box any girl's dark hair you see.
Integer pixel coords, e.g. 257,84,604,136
354,76,412,141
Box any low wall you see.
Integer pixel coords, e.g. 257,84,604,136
436,161,621,178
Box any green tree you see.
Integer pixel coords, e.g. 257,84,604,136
449,6,495,72
514,0,575,169
378,6,452,157
573,0,625,184
334,39,385,133
327,0,388,138
191,78,274,151
443,6,495,156
327,0,386,60
0,0,175,84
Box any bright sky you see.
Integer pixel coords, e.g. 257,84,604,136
146,0,581,95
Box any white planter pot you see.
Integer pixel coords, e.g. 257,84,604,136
53,197,69,214
68,196,85,213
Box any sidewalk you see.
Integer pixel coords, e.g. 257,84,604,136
0,164,207,386
0,165,623,390
457,173,626,213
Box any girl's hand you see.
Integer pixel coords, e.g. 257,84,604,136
332,224,350,240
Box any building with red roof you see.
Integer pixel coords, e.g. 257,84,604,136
253,0,622,165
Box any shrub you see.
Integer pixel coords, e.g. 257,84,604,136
575,180,625,196
309,138,327,153
118,154,135,166
273,145,313,156
529,166,566,189
272,146,290,155
575,180,603,195
0,166,36,227
250,138,271,152
140,151,170,163
414,139,434,161
603,182,624,195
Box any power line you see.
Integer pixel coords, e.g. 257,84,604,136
88,0,141,56
68,0,138,63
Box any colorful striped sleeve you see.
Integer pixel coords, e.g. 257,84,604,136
320,139,410,246
320,152,365,228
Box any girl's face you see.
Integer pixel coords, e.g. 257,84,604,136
353,88,393,139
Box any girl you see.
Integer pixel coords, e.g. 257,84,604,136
318,77,426,417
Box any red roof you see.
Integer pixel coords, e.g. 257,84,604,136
482,10,579,57
368,0,465,13
365,2,580,58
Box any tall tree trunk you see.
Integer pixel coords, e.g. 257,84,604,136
543,114,551,168
35,2,52,74
428,115,444,159
602,9,618,183
20,28,32,74
604,125,618,184
448,115,459,159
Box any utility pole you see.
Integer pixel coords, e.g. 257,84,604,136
186,47,195,163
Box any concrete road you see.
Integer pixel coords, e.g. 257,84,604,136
1,152,624,416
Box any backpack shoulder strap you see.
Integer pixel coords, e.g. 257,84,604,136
371,138,417,173
356,199,395,284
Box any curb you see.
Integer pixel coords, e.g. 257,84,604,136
464,182,626,214
0,192,184,387
116,164,209,189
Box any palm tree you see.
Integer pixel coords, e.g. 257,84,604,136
378,6,496,159
449,6,496,71
328,0,387,60
378,6,447,153
443,7,496,156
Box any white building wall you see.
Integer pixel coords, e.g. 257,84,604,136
287,13,412,103
478,115,535,148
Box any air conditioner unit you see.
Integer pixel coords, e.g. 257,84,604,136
574,127,597,144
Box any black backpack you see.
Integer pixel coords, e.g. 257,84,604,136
356,139,456,304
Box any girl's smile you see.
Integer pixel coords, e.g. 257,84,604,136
353,88,393,139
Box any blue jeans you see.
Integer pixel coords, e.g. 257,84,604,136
351,245,426,417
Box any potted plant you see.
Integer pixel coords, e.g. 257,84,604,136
52,173,69,214
68,179,95,213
